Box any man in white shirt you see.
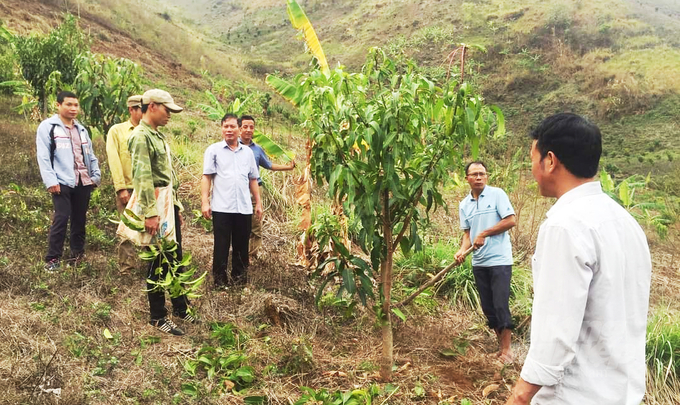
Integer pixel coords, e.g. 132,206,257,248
201,113,262,288
506,113,651,405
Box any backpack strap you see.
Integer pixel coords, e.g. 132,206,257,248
49,123,58,168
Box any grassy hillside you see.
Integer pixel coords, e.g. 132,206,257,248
159,0,680,184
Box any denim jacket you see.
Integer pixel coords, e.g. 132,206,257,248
36,115,101,189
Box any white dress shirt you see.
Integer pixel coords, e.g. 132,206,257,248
521,181,651,404
203,141,259,214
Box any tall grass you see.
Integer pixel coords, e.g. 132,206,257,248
395,241,480,310
646,306,680,403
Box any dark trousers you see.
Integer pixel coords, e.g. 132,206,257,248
45,184,93,262
472,265,514,331
212,212,252,286
148,206,189,320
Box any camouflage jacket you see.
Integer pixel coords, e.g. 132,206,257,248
128,120,182,218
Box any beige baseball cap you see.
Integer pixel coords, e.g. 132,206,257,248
127,95,142,108
141,89,183,113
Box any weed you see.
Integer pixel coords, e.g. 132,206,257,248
92,302,112,322
181,322,255,395
295,385,379,405
280,338,315,375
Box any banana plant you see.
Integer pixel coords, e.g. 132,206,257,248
286,0,329,75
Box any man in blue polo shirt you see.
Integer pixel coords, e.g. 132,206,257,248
239,115,295,256
201,113,262,288
454,161,517,362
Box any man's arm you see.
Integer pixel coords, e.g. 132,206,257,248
35,122,59,192
513,225,593,400
269,160,295,171
473,214,516,248
106,126,127,194
129,133,159,234
201,174,214,220
505,378,542,405
454,229,472,264
250,178,262,220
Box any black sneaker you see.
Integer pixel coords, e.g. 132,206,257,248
44,259,60,272
150,318,185,335
66,252,85,267
174,311,200,324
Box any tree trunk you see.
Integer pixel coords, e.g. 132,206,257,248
380,190,394,381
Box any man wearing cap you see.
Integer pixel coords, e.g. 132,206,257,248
106,95,142,276
202,113,262,288
238,115,295,256
37,91,101,271
128,89,196,335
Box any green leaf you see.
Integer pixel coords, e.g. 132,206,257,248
391,307,406,322
265,75,301,105
253,130,294,161
244,396,268,405
103,328,113,339
489,105,505,137
181,382,199,397
619,180,631,207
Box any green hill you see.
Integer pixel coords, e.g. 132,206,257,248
158,0,680,184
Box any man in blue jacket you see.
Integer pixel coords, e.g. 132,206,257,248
36,91,101,271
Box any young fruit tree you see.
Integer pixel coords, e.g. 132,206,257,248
268,48,504,380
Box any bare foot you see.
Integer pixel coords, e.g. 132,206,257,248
499,351,514,364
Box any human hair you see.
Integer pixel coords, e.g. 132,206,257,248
141,103,149,114
465,161,487,176
239,115,255,127
530,113,602,178
57,91,78,104
221,113,238,125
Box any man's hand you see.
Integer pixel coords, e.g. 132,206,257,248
254,202,263,221
454,250,466,265
47,184,61,195
201,202,212,220
117,189,130,205
145,216,160,235
473,233,487,249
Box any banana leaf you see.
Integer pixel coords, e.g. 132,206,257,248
286,0,329,75
265,75,302,106
253,130,294,161
196,90,226,121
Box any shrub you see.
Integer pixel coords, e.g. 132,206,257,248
13,14,88,112
646,308,680,387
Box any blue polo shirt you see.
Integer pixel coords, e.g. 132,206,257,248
459,185,515,266
240,139,272,185
203,141,259,214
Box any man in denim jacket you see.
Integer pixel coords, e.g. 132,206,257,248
36,91,101,271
